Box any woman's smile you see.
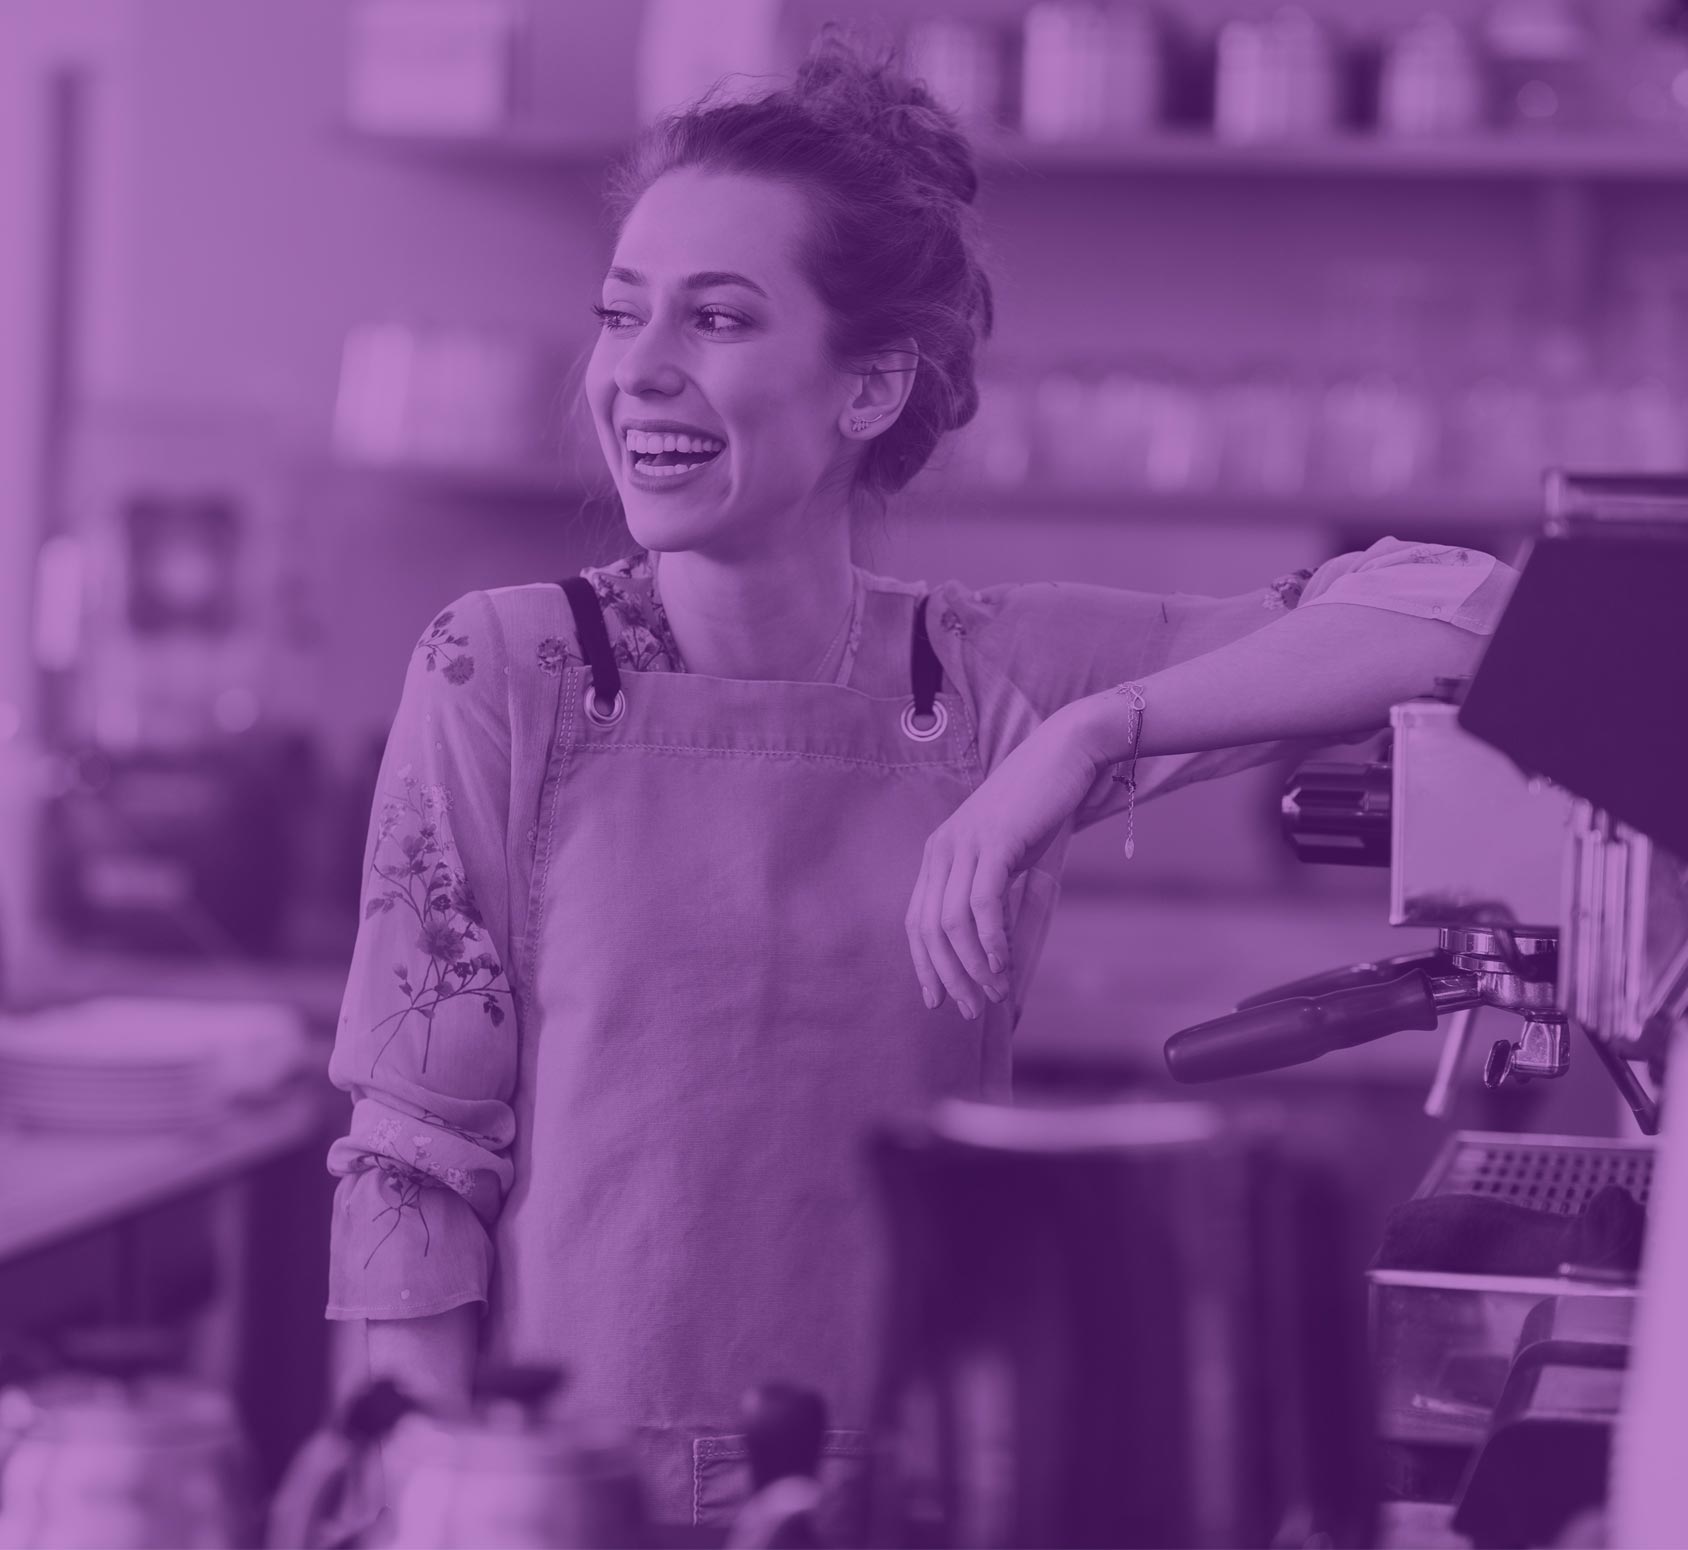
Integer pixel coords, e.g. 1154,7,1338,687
624,439,727,491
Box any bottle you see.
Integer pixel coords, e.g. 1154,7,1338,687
724,1383,829,1550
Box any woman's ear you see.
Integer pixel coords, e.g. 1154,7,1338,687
841,339,919,438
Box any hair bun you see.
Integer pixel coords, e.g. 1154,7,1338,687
794,27,981,206
880,99,980,206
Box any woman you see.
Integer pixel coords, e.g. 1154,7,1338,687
324,32,1517,1532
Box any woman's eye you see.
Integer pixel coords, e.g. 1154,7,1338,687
695,306,747,335
589,303,747,335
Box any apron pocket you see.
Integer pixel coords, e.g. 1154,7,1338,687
692,1427,871,1539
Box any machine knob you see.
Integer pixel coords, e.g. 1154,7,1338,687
1482,1018,1572,1086
1280,760,1392,868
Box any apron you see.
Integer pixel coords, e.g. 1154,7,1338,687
483,573,1016,1534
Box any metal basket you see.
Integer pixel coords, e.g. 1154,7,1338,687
1414,1131,1654,1216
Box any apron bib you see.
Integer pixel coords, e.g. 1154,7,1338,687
484,576,1013,1532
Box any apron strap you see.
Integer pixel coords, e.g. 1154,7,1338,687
910,596,943,716
558,576,622,711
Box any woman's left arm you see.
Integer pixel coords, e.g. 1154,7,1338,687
905,538,1518,1018
1068,600,1484,767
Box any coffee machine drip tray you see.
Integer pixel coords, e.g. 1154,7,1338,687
1369,1131,1651,1464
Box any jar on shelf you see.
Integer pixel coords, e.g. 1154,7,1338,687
1309,265,1443,497
1094,360,1221,494
1018,2,1164,141
1212,361,1315,497
1377,13,1489,138
1482,0,1597,132
1213,6,1342,142
1590,1,1688,133
1031,365,1106,489
1444,283,1546,497
903,18,1012,132
1532,325,1620,468
1601,258,1688,472
947,370,1035,489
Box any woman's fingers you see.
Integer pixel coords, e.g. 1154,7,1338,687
905,830,1013,1020
940,848,1008,1005
904,883,945,1012
969,850,1013,985
909,838,980,1017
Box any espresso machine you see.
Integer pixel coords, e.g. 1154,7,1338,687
1162,472,1688,1546
1167,471,1687,1106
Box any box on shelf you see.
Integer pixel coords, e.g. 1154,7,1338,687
333,323,571,474
346,0,528,136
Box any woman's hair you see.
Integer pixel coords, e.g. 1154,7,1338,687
604,25,997,512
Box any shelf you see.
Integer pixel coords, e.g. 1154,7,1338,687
324,454,1537,531
340,118,1688,185
338,118,621,170
976,129,1688,183
913,481,1537,530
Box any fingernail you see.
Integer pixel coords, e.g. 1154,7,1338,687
923,986,938,1010
988,953,1003,975
962,1001,979,1021
982,984,1002,1004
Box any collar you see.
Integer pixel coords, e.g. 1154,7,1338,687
586,549,866,686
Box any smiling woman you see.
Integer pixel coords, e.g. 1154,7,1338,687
324,24,1519,1539
575,41,998,688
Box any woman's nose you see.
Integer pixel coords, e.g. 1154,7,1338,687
613,321,687,399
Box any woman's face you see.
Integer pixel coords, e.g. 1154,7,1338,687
585,168,859,558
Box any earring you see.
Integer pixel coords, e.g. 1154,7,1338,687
849,413,886,434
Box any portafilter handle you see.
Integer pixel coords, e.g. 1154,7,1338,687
1233,949,1449,1010
1165,968,1478,1083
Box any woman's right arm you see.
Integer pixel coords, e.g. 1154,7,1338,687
323,589,520,1392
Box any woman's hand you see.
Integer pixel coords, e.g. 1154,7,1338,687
906,704,1105,1018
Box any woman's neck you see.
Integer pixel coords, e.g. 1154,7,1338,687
650,539,857,683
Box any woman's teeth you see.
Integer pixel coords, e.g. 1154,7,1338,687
625,429,725,459
625,429,726,479
637,459,714,478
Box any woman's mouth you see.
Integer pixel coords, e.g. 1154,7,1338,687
624,442,722,493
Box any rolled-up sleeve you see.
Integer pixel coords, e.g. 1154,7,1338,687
933,536,1518,831
324,589,519,1321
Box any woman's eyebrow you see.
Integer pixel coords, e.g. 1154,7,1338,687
605,266,769,299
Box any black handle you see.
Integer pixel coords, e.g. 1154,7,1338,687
472,1364,567,1415
1164,970,1441,1083
338,1378,416,1442
1234,950,1447,1010
743,1381,827,1489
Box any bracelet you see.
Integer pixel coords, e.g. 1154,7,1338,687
1108,681,1147,860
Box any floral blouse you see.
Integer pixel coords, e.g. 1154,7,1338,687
324,536,1517,1321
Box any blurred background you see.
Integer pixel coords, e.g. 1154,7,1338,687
0,0,1682,1508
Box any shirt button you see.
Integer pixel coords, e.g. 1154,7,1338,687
400,1289,411,1301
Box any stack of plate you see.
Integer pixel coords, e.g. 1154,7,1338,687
0,997,310,1134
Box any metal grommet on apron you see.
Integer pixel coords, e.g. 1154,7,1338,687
901,596,947,742
560,575,626,726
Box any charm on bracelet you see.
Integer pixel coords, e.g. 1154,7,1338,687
1108,681,1147,860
